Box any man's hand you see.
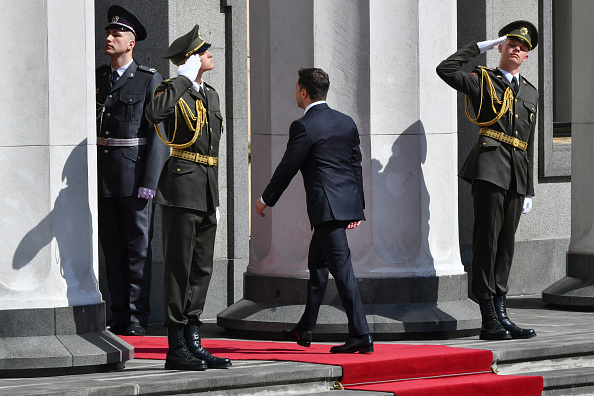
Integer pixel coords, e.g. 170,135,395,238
347,221,361,230
177,54,202,82
477,35,507,53
522,196,533,214
255,197,268,217
138,187,156,200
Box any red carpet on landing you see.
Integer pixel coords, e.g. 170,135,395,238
120,336,543,395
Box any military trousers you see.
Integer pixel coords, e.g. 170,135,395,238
161,205,217,327
98,195,155,327
298,220,370,337
470,179,524,300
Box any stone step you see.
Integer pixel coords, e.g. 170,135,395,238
514,366,594,396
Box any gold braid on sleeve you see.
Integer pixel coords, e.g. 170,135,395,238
155,98,208,149
465,67,514,127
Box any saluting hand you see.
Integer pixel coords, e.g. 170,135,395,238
177,54,202,82
477,35,507,53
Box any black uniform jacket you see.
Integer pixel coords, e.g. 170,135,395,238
145,76,223,212
96,61,168,197
436,41,538,196
262,103,365,228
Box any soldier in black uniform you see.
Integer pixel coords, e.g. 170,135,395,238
436,21,539,341
145,25,231,371
96,5,168,337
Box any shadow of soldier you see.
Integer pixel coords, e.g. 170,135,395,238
12,140,100,306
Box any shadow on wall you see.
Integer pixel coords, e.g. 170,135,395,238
12,140,99,305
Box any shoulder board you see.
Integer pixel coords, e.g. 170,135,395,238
138,65,157,74
522,76,537,90
204,82,216,91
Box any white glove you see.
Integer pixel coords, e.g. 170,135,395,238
138,187,156,200
177,54,202,82
477,36,507,53
522,196,532,214
216,207,220,224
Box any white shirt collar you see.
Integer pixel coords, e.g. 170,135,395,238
304,100,326,114
192,80,205,94
111,59,134,77
497,68,520,84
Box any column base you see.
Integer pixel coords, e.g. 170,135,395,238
0,303,132,376
543,252,594,308
217,273,481,340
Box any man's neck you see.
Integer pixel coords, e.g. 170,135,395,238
498,63,521,77
110,53,133,70
195,71,204,85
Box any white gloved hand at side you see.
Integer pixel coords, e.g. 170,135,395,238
177,54,202,82
477,36,507,53
138,187,156,200
522,195,533,214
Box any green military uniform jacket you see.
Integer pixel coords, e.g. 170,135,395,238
436,41,538,196
145,75,223,212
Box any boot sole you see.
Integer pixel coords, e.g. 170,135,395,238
165,362,207,371
207,361,233,369
479,334,512,341
331,345,374,354
297,339,311,347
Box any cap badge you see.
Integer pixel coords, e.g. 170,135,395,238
112,15,119,22
520,27,528,36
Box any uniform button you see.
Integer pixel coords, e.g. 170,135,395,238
210,128,213,132
482,142,486,146
105,131,110,135
106,113,110,117
176,168,181,172
515,98,518,102
211,146,213,149
515,131,518,135
109,95,113,98
129,98,133,102
515,114,518,118
104,149,108,154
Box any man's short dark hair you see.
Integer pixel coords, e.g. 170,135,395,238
297,68,329,101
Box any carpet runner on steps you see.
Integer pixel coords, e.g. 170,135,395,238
120,336,543,395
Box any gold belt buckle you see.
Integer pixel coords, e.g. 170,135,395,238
512,138,520,148
208,156,214,166
97,137,108,146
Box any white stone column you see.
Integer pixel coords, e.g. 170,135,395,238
0,0,130,373
219,0,479,337
543,1,594,307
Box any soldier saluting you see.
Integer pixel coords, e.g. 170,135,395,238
145,25,231,371
436,21,539,341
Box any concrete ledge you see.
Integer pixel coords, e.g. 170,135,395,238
543,252,594,308
218,273,481,340
0,303,132,376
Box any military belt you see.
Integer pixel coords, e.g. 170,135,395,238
171,148,218,166
479,128,528,151
96,137,147,147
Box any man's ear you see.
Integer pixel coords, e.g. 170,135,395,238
498,44,503,53
128,39,136,52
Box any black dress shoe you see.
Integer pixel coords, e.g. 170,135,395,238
282,326,312,347
330,334,374,354
125,322,146,336
106,320,126,335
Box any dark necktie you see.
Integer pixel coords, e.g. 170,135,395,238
511,76,519,94
110,70,119,87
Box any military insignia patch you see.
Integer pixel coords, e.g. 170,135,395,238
520,27,528,36
112,15,119,22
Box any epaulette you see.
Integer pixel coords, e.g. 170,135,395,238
138,65,157,74
204,81,216,91
522,76,537,90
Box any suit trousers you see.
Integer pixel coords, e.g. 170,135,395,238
161,205,217,327
470,179,524,300
98,196,154,327
298,220,369,337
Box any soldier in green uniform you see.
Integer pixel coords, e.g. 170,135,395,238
145,25,231,370
436,21,539,341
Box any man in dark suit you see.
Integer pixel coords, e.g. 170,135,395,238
96,5,168,337
255,68,373,354
145,25,231,371
436,21,539,340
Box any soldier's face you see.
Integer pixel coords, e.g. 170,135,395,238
105,29,135,56
499,39,529,66
199,50,214,72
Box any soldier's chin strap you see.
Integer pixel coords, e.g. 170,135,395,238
155,98,208,149
465,67,514,127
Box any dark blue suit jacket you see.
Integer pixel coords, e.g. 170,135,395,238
262,103,365,227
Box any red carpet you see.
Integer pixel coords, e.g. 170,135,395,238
120,336,543,395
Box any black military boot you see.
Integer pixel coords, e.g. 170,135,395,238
165,325,208,371
478,299,512,340
494,295,536,339
184,322,232,369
